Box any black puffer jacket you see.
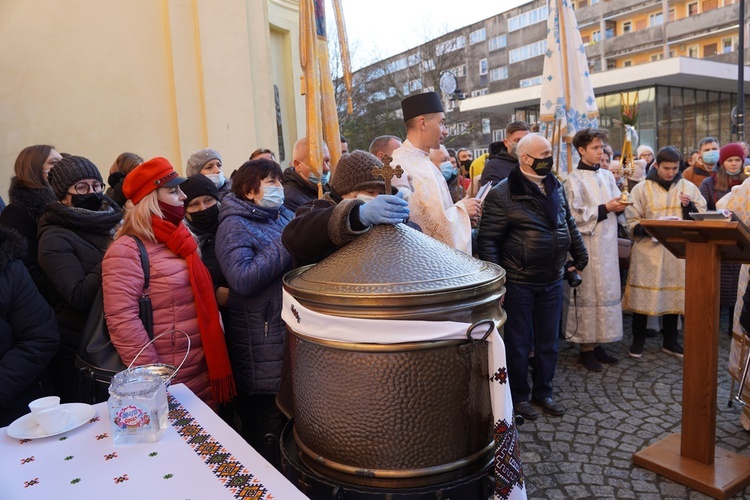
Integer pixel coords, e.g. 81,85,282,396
478,166,588,285
0,227,59,426
480,143,518,186
37,200,122,401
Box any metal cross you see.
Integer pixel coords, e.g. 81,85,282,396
371,154,403,194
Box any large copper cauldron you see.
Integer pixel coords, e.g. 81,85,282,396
281,224,506,487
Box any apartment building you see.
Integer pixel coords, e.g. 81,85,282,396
345,0,749,156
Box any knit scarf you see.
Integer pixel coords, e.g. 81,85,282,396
151,215,236,404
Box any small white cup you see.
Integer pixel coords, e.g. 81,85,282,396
35,406,70,434
28,396,60,414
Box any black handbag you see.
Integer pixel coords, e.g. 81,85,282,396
76,235,153,403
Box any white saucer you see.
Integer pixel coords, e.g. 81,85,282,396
7,403,97,439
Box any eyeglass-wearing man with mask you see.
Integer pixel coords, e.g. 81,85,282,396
283,137,332,212
478,133,588,422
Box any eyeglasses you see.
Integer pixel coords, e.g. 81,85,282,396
69,181,105,195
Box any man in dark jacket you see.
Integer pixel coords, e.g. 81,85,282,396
480,120,530,187
478,133,588,421
282,137,331,212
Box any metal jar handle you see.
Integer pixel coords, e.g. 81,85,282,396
458,320,495,354
128,329,191,385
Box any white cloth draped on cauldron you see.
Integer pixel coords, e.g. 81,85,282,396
282,289,527,500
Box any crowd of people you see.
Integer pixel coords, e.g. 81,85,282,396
2,90,750,466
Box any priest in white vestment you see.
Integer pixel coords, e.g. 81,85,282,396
391,92,480,255
562,129,628,371
623,146,707,359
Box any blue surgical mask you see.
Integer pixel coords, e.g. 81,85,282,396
439,161,457,181
702,150,720,165
309,171,330,185
258,186,284,209
205,172,225,189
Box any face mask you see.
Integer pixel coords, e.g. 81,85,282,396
158,200,185,225
529,155,554,176
309,171,330,185
187,204,219,233
460,159,472,170
702,150,720,165
71,192,103,211
439,161,457,181
205,172,226,189
258,186,284,209
356,193,376,202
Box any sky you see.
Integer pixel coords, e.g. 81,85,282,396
336,0,532,70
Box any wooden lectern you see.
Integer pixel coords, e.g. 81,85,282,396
633,219,750,499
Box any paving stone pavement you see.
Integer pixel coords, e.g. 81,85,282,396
519,310,750,499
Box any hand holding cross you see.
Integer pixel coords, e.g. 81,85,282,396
371,154,404,194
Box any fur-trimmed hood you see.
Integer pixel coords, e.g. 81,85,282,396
7,177,56,221
0,226,28,274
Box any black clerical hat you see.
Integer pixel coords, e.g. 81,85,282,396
401,92,444,122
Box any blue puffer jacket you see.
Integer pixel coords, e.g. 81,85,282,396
215,194,294,395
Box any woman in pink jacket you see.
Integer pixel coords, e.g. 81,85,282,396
102,157,235,408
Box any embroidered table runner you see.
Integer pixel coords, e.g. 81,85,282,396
0,384,306,499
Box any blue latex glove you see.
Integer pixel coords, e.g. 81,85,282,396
358,195,410,226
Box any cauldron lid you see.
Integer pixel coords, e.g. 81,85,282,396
283,224,504,302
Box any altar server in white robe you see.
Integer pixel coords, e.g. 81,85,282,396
563,129,628,371
391,92,481,255
623,146,707,359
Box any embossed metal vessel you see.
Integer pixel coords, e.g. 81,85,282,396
282,224,506,486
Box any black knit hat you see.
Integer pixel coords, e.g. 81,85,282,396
180,173,219,207
401,92,444,122
331,151,396,196
48,155,103,200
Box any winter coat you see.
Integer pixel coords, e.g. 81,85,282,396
478,166,588,285
0,177,57,301
0,227,59,426
216,193,294,395
480,146,518,186
103,234,213,404
185,220,227,289
282,167,328,213
682,164,712,188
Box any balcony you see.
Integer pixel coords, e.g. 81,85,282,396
599,24,665,57
666,3,740,42
575,0,661,25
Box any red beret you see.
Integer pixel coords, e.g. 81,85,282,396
719,143,746,167
123,157,186,205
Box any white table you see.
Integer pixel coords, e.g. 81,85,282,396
0,384,308,499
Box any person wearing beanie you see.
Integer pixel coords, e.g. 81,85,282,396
214,158,296,466
391,91,480,255
636,145,655,171
186,147,231,199
36,155,123,402
282,150,410,267
684,136,720,187
181,174,229,307
103,157,236,410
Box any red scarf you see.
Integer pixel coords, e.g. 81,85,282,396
151,215,236,404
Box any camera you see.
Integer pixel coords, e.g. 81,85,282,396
564,260,582,288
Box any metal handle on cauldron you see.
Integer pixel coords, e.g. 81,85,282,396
129,329,191,385
458,320,495,354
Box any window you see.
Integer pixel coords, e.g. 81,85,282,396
492,129,507,142
479,58,488,76
688,45,699,58
447,122,469,135
723,37,738,53
387,86,397,97
482,118,491,135
669,49,676,57
509,40,547,63
649,12,663,27
471,88,489,97
623,60,633,67
650,53,663,61
388,58,407,73
367,67,385,81
519,75,543,87
490,66,508,81
508,5,549,32
369,91,386,103
704,42,718,57
606,60,617,70
456,36,466,49
470,28,486,45
474,148,489,158
402,83,410,95
489,35,507,51
409,80,422,92
436,37,466,56
408,53,420,67
688,2,699,15
622,21,632,33
592,30,601,42
450,64,467,77
422,59,436,72
668,8,676,22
